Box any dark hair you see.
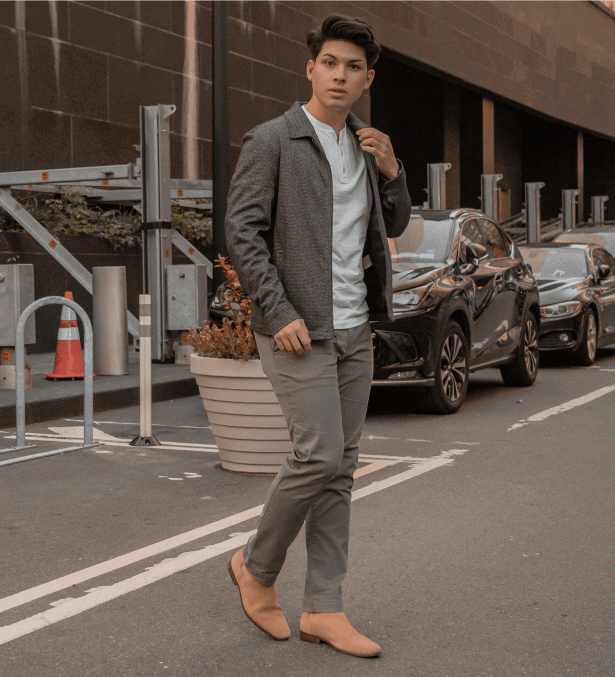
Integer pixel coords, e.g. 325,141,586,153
306,14,380,70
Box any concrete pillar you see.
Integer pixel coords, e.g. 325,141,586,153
577,131,585,222
482,98,495,175
443,86,461,209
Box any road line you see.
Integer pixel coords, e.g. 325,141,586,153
0,455,391,617
65,419,213,430
353,460,397,478
0,449,468,646
508,382,615,431
1,435,219,454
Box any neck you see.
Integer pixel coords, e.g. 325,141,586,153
304,96,350,137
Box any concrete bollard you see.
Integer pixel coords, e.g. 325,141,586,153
92,267,129,375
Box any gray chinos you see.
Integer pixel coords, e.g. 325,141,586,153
243,322,373,612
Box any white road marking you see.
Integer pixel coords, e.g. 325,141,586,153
0,457,392,617
508,383,615,431
2,435,218,454
0,448,468,646
65,419,212,430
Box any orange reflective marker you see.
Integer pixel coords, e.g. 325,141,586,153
165,249,170,258
42,172,49,181
49,240,57,249
188,247,195,256
102,179,109,185
182,334,191,344
177,189,184,197
1,351,11,362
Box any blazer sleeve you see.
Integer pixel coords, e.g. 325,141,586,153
378,159,412,239
224,127,301,335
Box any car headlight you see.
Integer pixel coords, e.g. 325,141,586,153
540,301,582,319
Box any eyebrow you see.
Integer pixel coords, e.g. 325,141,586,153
321,53,364,64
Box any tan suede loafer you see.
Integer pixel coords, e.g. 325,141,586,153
228,550,290,641
300,612,381,657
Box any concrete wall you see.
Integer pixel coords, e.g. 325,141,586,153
1,1,614,180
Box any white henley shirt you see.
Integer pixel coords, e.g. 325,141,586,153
302,105,372,330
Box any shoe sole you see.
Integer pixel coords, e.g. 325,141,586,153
227,556,290,642
300,631,381,658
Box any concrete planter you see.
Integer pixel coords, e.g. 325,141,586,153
189,353,291,473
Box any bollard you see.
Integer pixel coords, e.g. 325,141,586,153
130,294,160,446
93,267,129,375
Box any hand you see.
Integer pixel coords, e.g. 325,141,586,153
273,319,312,355
356,127,399,180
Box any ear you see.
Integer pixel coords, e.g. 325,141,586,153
306,59,315,82
363,69,375,91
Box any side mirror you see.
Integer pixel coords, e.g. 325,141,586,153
598,264,611,280
466,243,487,261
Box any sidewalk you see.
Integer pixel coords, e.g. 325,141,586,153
0,348,197,428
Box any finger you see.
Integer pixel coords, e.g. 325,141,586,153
279,335,294,352
288,331,305,355
297,326,312,354
274,335,286,351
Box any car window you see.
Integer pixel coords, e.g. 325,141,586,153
592,248,615,277
458,219,485,263
480,219,511,258
519,247,589,279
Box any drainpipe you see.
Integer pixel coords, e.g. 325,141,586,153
212,1,229,292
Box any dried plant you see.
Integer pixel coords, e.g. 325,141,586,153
189,255,258,360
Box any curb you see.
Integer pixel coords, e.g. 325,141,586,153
0,377,199,428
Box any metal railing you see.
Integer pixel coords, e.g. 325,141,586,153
0,296,99,466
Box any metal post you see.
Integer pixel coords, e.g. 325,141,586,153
562,189,580,231
1,296,99,465
426,163,452,209
525,182,545,243
93,267,129,375
140,104,176,362
480,174,503,220
591,195,609,224
130,295,160,447
212,1,229,291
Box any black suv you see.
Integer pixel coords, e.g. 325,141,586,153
371,209,540,414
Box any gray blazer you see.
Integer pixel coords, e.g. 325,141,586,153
225,101,412,340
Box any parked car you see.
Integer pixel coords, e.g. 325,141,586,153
518,242,615,365
371,209,540,413
554,226,615,258
209,208,541,415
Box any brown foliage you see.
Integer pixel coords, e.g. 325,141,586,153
189,255,259,361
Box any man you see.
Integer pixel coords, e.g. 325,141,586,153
225,15,411,658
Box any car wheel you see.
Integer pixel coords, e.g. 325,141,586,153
419,320,469,415
574,308,597,366
500,312,539,387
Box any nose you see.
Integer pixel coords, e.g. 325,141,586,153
333,64,346,82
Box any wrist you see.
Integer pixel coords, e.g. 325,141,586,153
380,160,399,181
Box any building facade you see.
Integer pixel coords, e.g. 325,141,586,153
1,0,615,221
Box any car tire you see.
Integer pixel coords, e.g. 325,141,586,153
500,312,539,387
574,308,597,367
419,320,469,415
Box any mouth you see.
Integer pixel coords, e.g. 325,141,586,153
329,88,346,94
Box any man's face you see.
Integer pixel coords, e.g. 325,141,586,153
306,40,374,111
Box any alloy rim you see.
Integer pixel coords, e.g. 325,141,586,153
524,319,539,375
441,334,467,402
587,313,597,361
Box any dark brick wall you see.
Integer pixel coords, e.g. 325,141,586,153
1,1,614,180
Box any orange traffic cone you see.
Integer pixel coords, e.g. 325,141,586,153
45,292,86,380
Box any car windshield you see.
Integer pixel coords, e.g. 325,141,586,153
389,216,455,270
520,247,589,279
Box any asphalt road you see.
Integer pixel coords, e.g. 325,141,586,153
0,348,614,677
